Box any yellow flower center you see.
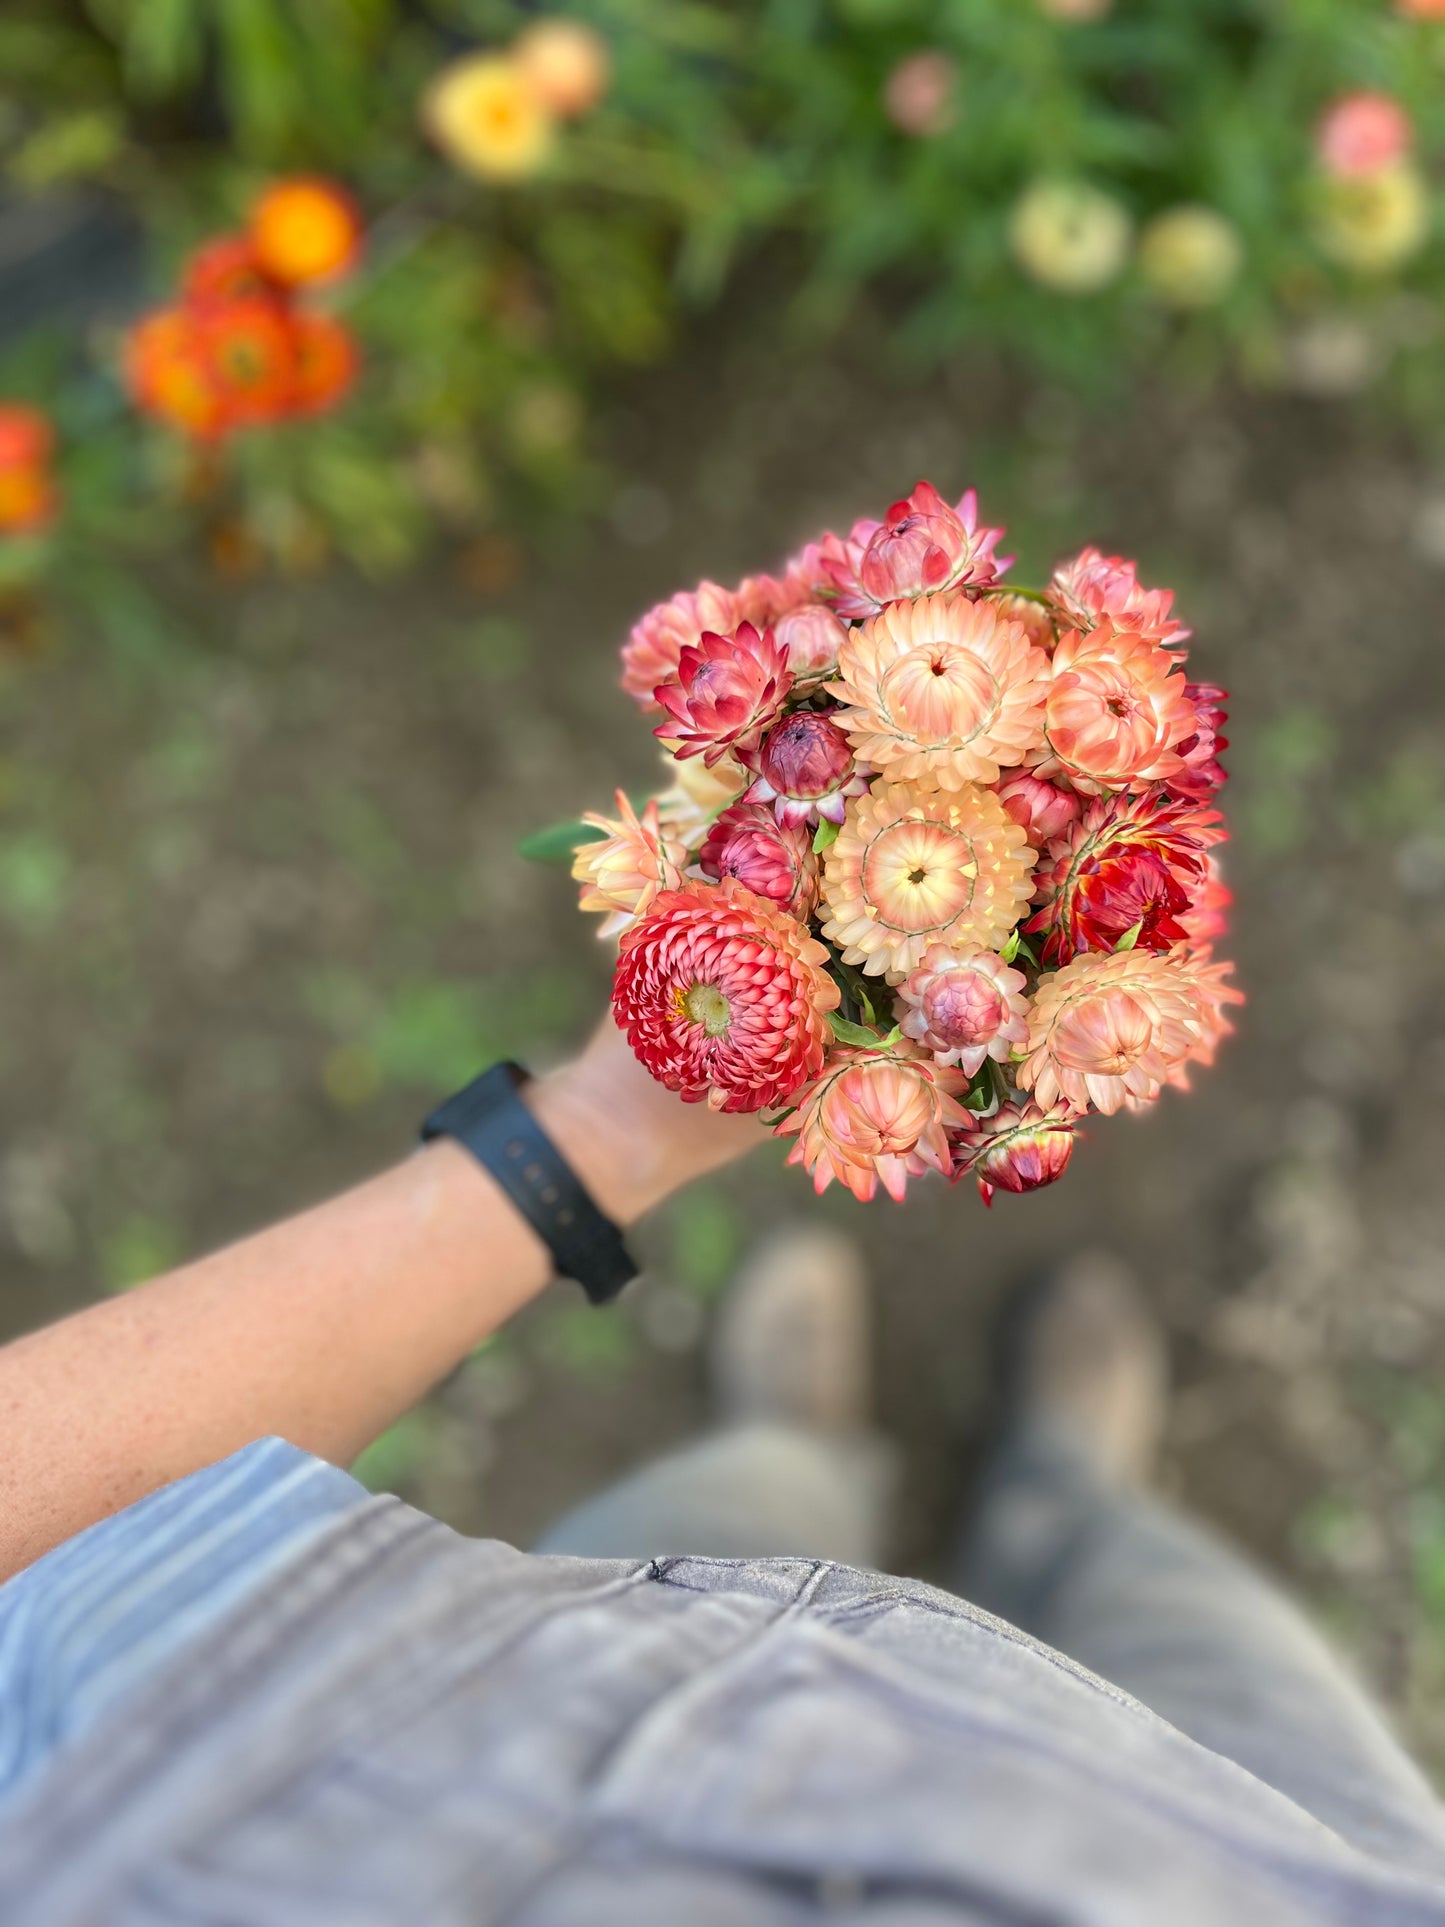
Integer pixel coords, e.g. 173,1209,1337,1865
861,818,979,934
678,981,732,1036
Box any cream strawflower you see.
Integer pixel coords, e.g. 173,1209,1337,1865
820,779,1036,980
572,790,686,939
1017,947,1209,1115
774,1045,970,1202
653,751,747,849
829,592,1050,790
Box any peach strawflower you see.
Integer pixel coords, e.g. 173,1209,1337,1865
1040,619,1196,794
514,19,610,118
249,178,362,287
572,790,686,939
830,591,1050,790
613,881,839,1112
775,1046,970,1202
821,779,1035,980
424,53,557,180
1017,947,1209,1115
621,579,745,708
894,942,1030,1073
1048,547,1189,650
986,591,1057,652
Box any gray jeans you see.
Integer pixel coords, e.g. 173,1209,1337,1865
539,1414,1444,1870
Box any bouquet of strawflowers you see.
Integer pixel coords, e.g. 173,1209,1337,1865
570,482,1241,1205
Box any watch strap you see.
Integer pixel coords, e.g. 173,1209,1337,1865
420,1062,637,1305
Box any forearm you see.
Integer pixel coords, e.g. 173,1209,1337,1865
0,1028,754,1581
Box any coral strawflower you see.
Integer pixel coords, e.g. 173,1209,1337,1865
621,579,745,708
1040,619,1196,794
821,484,1008,618
698,802,819,919
1178,857,1231,946
820,779,1036,980
182,235,271,307
951,1101,1078,1204
289,312,361,416
830,591,1050,790
1048,548,1189,650
775,1046,970,1202
514,19,610,118
1027,790,1226,963
572,790,686,939
1017,948,1210,1115
744,710,867,828
250,178,362,288
425,53,557,180
613,881,839,1112
654,622,793,767
894,942,1030,1073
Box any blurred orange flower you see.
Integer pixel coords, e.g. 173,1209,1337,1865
289,312,361,416
249,178,362,288
514,19,610,118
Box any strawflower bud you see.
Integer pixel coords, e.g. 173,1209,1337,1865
952,1101,1078,1205
744,710,867,827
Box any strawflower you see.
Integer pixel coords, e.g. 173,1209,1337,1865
572,790,686,939
952,1101,1078,1205
894,942,1030,1073
1017,947,1209,1114
775,1046,970,1202
249,178,362,288
698,802,819,919
1166,682,1229,800
820,778,1035,979
1040,619,1196,793
654,622,793,767
425,53,557,180
995,767,1083,845
182,236,271,306
744,710,868,827
622,579,746,708
774,602,848,678
820,483,1008,617
1048,547,1189,650
290,312,361,416
124,308,231,441
653,752,748,845
612,881,839,1112
830,591,1050,790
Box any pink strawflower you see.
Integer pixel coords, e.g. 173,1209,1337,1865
1027,790,1227,963
894,942,1030,1073
830,591,1050,790
1017,948,1210,1115
1040,619,1197,794
819,484,1009,619
951,1100,1079,1205
622,580,745,708
1317,93,1412,179
1048,548,1189,652
883,52,958,138
775,1046,970,1202
572,790,687,940
1164,682,1229,800
698,802,820,919
744,710,868,827
613,881,839,1113
654,622,794,767
774,601,849,678
996,767,1084,845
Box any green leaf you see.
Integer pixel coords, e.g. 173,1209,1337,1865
1114,919,1144,953
812,817,841,853
518,818,604,863
1000,930,1020,964
827,1012,886,1049
1010,932,1040,966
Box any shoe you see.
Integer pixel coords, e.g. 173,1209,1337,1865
710,1224,871,1435
1001,1251,1168,1486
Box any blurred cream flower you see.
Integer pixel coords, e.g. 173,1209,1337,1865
424,54,556,180
1314,161,1430,273
1010,179,1131,293
1138,205,1243,308
515,19,610,119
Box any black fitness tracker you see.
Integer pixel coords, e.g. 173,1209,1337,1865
419,1061,638,1305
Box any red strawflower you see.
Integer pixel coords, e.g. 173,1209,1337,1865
654,622,794,767
698,803,820,919
1164,682,1229,800
1027,790,1226,964
612,881,840,1113
182,235,272,307
951,1101,1079,1206
743,710,867,827
289,311,360,416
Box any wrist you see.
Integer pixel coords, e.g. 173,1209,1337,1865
522,1060,685,1227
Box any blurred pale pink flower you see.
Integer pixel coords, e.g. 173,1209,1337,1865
883,52,958,138
1317,92,1412,179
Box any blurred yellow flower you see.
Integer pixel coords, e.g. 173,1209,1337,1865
1138,205,1243,308
515,19,610,119
424,54,556,181
1314,161,1430,273
1010,179,1131,293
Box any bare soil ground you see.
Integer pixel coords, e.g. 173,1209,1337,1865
6,292,1445,1764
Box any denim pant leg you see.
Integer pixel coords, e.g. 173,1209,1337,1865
533,1421,895,1567
956,1416,1445,1872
